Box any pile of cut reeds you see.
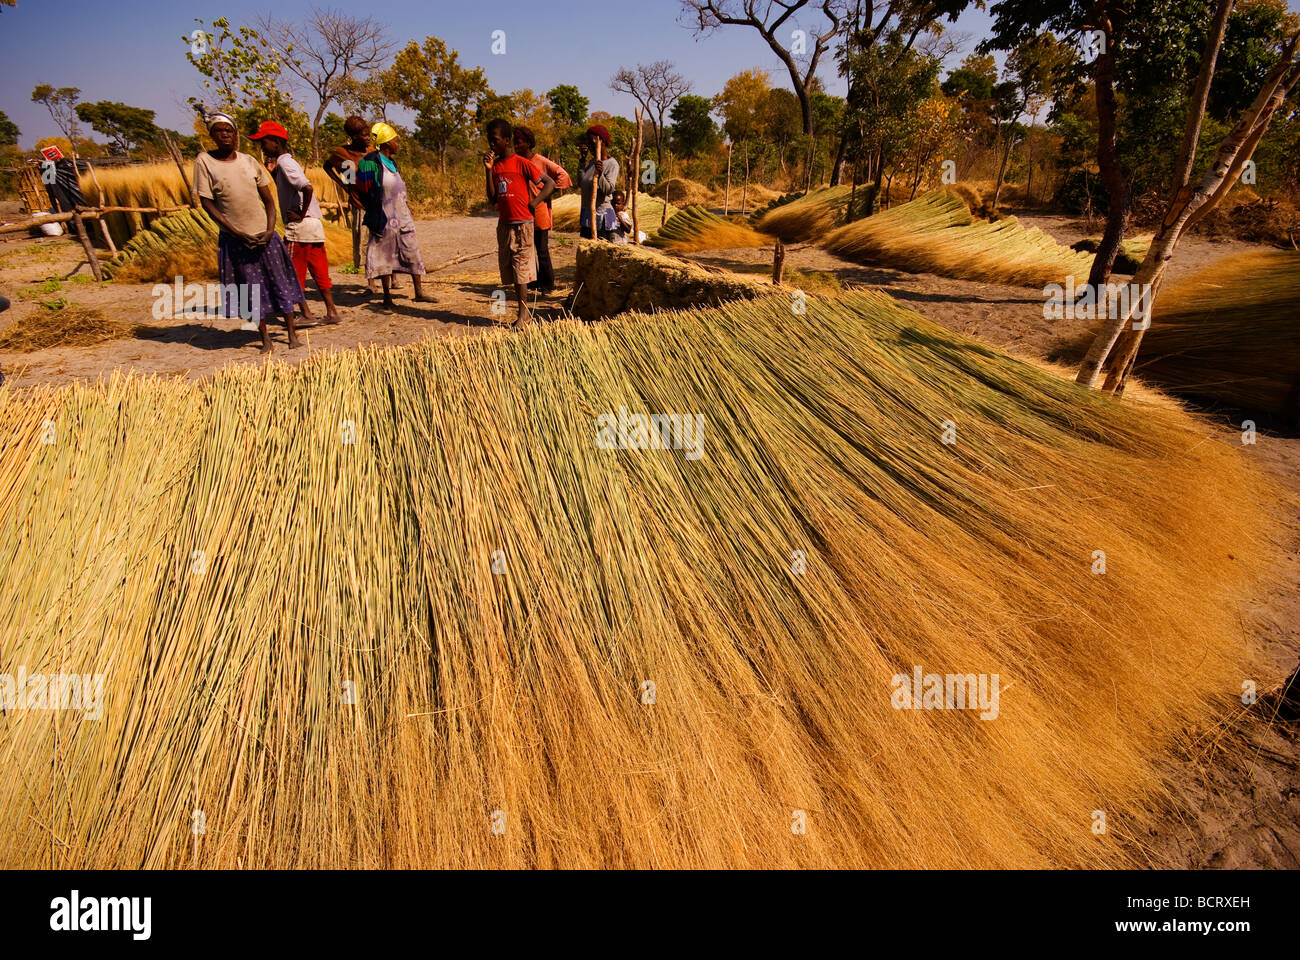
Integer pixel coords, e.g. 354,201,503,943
0,302,134,352
649,206,773,252
753,185,856,242
824,190,1095,287
0,290,1278,868
1136,249,1300,425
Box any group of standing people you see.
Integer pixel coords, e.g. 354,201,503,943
194,110,630,347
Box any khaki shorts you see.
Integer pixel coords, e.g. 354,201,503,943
497,221,537,286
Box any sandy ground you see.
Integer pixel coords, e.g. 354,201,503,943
0,208,1295,868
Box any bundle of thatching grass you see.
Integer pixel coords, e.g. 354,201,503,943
824,190,1095,287
753,185,855,242
649,206,773,253
100,208,352,284
550,191,679,234
0,290,1279,868
572,240,771,320
651,176,718,207
1134,250,1300,426
0,302,134,352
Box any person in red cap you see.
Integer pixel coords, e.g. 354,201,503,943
579,125,619,240
251,121,341,326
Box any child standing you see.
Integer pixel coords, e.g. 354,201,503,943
512,126,571,294
484,118,555,329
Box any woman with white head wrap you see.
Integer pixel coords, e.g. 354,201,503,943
192,112,306,353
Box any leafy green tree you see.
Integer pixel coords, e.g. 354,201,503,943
0,110,19,147
184,16,310,148
669,94,719,157
30,84,81,141
390,36,490,173
546,84,589,126
74,101,160,155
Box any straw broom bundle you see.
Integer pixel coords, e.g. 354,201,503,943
0,291,1280,868
649,206,773,253
824,191,1095,287
1133,249,1300,422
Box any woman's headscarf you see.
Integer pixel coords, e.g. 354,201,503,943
205,112,237,133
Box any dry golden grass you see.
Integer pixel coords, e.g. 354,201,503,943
0,303,134,352
574,239,772,320
754,185,856,242
825,190,1095,287
652,177,719,207
0,290,1279,868
650,206,773,252
1136,249,1300,424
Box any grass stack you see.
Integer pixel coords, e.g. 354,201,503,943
649,206,773,252
753,185,856,242
1136,250,1300,427
573,240,771,320
0,287,1279,869
824,190,1095,287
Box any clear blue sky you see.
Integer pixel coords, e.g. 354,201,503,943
0,0,1001,147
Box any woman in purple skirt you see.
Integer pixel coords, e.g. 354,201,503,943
193,113,305,353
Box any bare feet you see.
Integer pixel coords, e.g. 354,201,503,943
322,312,343,325
288,334,303,349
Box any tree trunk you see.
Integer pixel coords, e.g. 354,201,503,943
829,132,848,187
741,145,751,216
1085,180,1132,296
724,142,732,216
1088,14,1128,290
992,129,1013,211
1077,30,1299,391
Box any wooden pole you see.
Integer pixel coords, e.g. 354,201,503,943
631,108,642,245
772,238,785,285
587,137,600,239
724,142,732,216
82,161,118,256
70,211,102,281
162,130,198,209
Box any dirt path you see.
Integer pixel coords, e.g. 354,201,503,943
0,213,579,388
0,211,1294,868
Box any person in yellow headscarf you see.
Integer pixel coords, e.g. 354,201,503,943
355,122,433,311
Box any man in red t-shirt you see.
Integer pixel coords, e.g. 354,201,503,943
484,118,556,328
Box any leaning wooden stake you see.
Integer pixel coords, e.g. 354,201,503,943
772,238,785,285
631,108,642,245
82,161,118,256
70,211,102,281
163,130,198,209
587,139,600,239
